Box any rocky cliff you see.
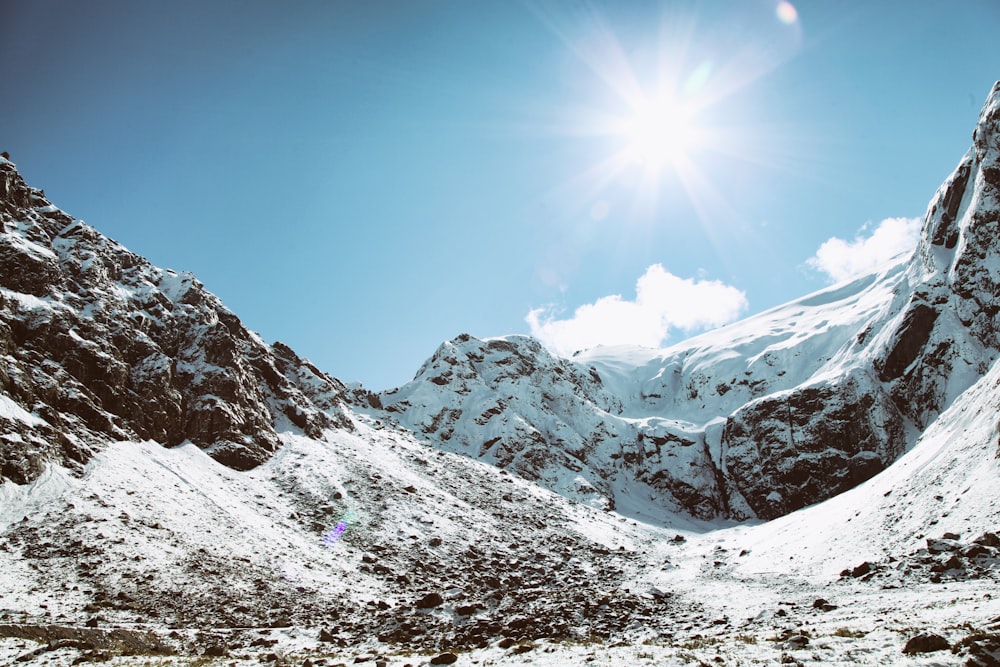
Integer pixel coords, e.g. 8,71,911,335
0,155,352,484
380,82,1000,521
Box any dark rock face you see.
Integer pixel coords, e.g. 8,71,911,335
718,85,1000,518
876,301,939,382
723,371,906,520
0,157,352,483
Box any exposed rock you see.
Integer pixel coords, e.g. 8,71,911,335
976,532,1000,547
876,301,939,382
723,372,904,520
203,644,227,657
954,632,1000,667
902,632,950,654
928,537,962,553
0,158,354,483
415,592,444,609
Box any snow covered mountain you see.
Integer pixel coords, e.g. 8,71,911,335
380,81,1000,522
0,85,998,666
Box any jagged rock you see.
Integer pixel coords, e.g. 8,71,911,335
942,554,964,570
975,532,1000,547
851,562,873,578
415,592,444,609
876,301,939,382
928,537,962,553
954,633,1000,667
902,632,950,654
963,544,994,559
723,371,904,520
0,157,354,482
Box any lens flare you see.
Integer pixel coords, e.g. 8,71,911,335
776,2,798,25
321,509,358,546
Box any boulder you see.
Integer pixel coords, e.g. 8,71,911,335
415,592,444,609
902,632,950,654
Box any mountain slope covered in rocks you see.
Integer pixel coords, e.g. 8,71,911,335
0,155,352,483
379,81,1000,521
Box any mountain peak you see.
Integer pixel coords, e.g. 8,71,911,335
973,80,1000,153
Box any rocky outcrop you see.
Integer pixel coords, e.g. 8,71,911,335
379,334,733,517
379,334,632,508
874,82,1000,428
722,370,906,519
0,156,352,483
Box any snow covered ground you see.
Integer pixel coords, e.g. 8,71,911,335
2,356,998,665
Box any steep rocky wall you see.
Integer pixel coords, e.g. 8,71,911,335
0,157,352,483
721,370,906,520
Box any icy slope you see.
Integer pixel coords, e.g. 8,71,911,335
0,156,352,483
381,82,1000,521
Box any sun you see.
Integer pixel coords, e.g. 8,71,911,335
621,94,701,169
528,1,804,226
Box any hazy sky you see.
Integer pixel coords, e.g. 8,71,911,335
3,1,998,389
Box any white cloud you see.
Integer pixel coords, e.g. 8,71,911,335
807,217,921,283
526,264,748,356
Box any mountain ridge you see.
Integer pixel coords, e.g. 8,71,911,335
2,81,999,521
377,80,1000,521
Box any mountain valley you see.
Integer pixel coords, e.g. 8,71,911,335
2,83,1000,665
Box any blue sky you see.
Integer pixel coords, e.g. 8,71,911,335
2,1,998,389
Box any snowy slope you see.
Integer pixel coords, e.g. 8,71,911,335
1,376,998,665
2,386,998,666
